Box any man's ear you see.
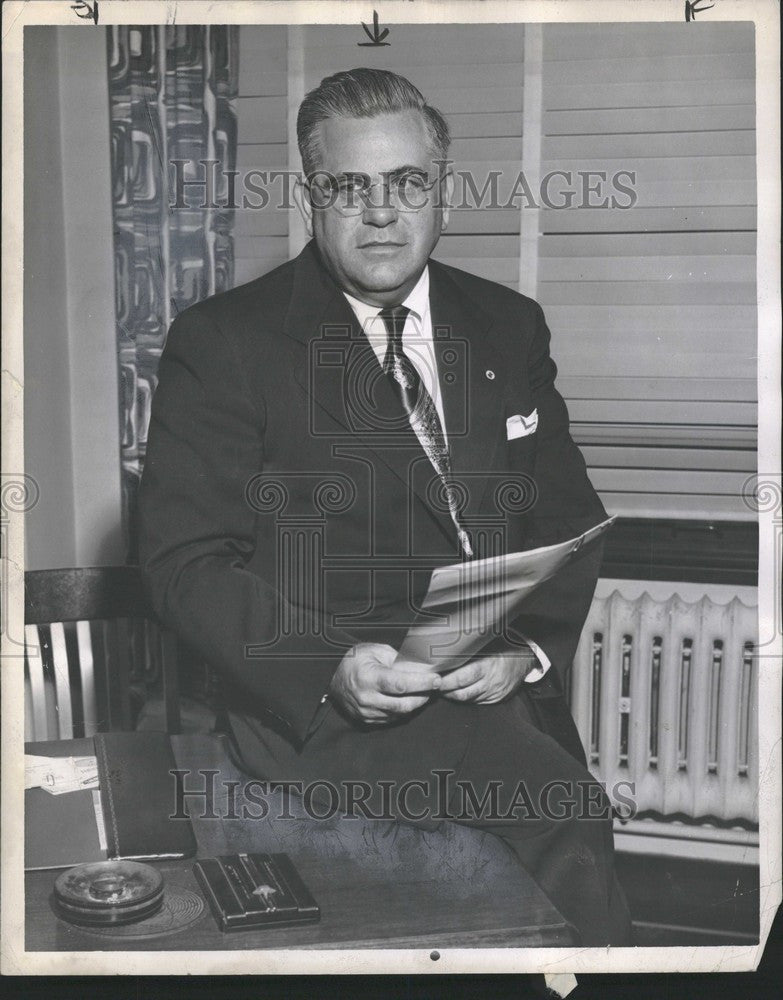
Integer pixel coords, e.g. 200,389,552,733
440,170,455,233
293,176,314,237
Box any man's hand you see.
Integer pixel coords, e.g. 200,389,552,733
328,643,442,724
438,649,538,704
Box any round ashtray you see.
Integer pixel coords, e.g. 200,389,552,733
53,860,164,926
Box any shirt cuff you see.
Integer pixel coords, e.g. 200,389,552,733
520,636,552,683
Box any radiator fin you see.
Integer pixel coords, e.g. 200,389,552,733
572,589,758,825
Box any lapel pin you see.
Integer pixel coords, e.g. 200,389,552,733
485,370,495,380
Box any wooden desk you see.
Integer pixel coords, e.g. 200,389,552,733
25,734,575,951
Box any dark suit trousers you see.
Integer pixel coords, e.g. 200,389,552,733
228,686,632,947
444,692,632,946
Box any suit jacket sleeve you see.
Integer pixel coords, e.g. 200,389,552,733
510,300,608,689
138,307,355,744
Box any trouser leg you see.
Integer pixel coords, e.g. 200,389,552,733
226,692,632,946
442,692,631,946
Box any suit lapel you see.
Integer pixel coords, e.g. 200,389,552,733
284,242,427,441
429,261,507,514
283,243,457,550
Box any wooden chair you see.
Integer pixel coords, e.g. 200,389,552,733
24,566,181,741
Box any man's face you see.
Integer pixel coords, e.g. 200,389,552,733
297,110,451,307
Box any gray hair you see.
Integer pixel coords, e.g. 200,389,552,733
297,67,451,177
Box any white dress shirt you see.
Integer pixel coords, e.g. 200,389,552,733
343,267,550,683
343,267,447,439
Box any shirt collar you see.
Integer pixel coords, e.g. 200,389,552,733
343,266,430,327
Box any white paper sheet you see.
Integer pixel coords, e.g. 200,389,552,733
24,754,99,795
397,516,616,671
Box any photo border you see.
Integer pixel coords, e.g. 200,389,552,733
2,0,780,978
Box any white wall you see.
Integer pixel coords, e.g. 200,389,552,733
24,27,75,569
24,27,123,570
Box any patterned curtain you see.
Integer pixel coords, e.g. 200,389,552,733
107,25,239,560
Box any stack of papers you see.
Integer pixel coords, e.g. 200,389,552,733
24,754,99,795
396,516,615,672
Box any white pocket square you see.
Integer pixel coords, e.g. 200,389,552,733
506,410,538,440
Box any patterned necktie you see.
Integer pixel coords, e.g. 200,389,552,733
380,305,473,558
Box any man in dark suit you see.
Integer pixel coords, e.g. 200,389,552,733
139,68,631,945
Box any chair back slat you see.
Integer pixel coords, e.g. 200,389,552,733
25,568,182,739
62,622,84,738
102,619,132,732
75,619,99,737
49,622,74,739
114,618,132,731
24,668,34,742
91,619,110,733
25,624,49,741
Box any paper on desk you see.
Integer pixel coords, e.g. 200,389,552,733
24,754,99,795
396,516,615,672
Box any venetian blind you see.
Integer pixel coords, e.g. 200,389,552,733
535,22,757,520
299,23,526,289
235,24,527,286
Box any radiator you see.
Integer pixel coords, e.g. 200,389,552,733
570,581,759,827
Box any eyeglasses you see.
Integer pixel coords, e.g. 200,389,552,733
305,171,446,216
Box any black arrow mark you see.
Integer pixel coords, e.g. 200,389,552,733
685,0,716,21
71,1,99,24
358,11,390,47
